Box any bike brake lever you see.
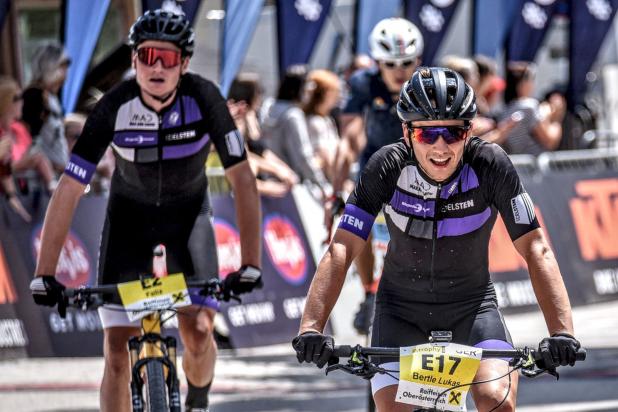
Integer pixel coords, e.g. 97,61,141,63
521,366,559,380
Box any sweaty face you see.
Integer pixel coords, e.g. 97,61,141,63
134,40,188,102
404,120,468,182
379,59,418,93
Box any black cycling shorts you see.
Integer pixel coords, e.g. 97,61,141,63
371,286,512,364
98,191,219,296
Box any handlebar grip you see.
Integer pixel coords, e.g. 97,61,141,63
576,348,586,361
332,345,353,358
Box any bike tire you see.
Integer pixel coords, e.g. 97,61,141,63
144,360,168,412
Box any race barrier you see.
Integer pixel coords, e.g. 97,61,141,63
0,151,617,357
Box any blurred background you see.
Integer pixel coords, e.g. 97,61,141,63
0,0,617,411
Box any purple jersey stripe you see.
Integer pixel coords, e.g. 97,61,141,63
338,204,375,240
390,189,435,218
162,133,210,159
113,131,158,147
64,154,96,184
437,207,491,238
440,164,480,199
182,96,202,123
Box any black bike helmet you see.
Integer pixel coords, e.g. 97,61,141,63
128,9,195,56
397,67,476,123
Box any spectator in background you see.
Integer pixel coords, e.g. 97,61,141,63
22,42,71,174
473,54,501,116
227,73,299,197
260,65,328,198
500,62,565,155
0,77,33,221
302,69,342,183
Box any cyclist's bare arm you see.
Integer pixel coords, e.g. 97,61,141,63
225,160,261,268
35,175,86,275
299,229,366,334
514,228,574,335
331,114,365,193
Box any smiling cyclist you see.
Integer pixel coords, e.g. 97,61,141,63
293,66,580,411
30,9,262,412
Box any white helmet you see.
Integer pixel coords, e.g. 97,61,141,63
369,18,424,63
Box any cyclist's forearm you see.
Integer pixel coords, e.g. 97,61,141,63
227,163,262,268
35,175,85,276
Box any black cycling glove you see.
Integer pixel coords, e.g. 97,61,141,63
30,275,67,318
292,331,335,368
538,333,581,367
223,265,262,299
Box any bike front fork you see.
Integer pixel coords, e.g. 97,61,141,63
128,335,182,412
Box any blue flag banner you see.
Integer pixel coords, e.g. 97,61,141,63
568,0,618,108
473,0,519,58
404,0,461,66
505,0,561,62
276,0,333,76
61,0,110,114
0,0,10,33
355,0,400,55
220,0,264,97
141,0,202,25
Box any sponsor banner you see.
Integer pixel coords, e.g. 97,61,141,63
505,0,561,62
276,0,333,75
212,191,322,348
404,0,462,65
567,0,618,109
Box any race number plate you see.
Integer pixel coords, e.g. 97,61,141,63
118,273,192,321
396,343,482,411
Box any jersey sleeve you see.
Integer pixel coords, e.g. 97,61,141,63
339,145,403,240
192,76,247,169
64,86,119,184
342,70,371,115
480,142,540,240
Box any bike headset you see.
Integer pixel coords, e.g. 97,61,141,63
369,17,424,64
128,9,195,104
396,67,477,165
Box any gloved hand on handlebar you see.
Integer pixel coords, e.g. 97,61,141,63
223,265,262,300
29,275,67,318
538,332,581,367
292,331,335,368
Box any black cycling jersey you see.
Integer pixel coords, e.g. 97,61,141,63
342,68,402,170
338,137,539,302
64,73,245,285
65,73,245,204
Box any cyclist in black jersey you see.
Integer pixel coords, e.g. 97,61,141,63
293,67,580,411
327,18,424,334
29,9,262,412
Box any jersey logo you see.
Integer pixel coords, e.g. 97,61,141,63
225,129,245,157
511,193,535,225
441,199,474,213
129,113,156,127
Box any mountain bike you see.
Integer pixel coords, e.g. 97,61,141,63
62,272,235,412
326,331,586,412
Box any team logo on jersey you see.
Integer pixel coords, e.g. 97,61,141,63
213,219,241,278
263,215,307,285
225,130,245,157
169,111,180,126
32,227,92,287
511,193,535,225
372,97,387,110
129,113,156,127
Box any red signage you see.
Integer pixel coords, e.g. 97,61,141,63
263,215,307,285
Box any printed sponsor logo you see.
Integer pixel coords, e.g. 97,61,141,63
32,228,91,288
169,111,180,125
403,202,432,214
227,302,275,327
282,296,306,319
0,319,28,348
48,311,103,334
165,130,196,142
341,214,365,230
593,268,618,295
409,175,433,196
213,219,241,278
569,179,618,261
124,135,155,145
263,215,307,285
65,161,88,181
129,113,156,127
510,192,535,225
442,199,474,212
225,129,244,157
494,279,538,308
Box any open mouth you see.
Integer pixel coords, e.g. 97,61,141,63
430,157,451,168
149,77,165,84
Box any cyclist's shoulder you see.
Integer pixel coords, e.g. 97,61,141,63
348,67,380,91
366,140,409,171
464,137,517,181
179,72,221,99
94,79,140,111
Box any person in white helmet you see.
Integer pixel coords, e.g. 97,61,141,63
325,17,424,335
